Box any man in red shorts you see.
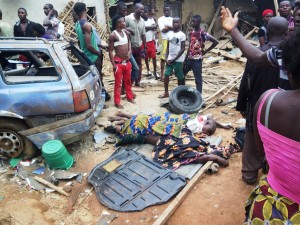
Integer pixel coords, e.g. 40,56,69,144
143,7,159,79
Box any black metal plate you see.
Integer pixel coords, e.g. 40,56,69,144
88,148,186,212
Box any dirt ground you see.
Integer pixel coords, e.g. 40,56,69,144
0,60,258,225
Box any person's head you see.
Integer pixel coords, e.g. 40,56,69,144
0,9,2,20
267,16,289,41
43,3,53,16
32,23,46,37
134,3,144,17
17,8,27,20
294,0,300,32
149,7,155,17
143,6,149,20
278,0,292,17
262,9,273,25
112,15,125,30
173,17,181,31
117,1,127,17
73,2,87,17
192,15,202,29
163,5,171,17
282,31,300,89
52,9,58,18
202,117,217,136
72,10,79,23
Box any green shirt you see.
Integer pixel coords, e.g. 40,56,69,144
0,21,13,37
75,21,99,63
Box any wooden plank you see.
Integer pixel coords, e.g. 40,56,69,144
274,0,279,16
208,0,225,33
34,176,69,197
153,161,213,225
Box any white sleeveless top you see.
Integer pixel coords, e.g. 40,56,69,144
113,30,128,47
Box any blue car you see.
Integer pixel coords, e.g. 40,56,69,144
0,38,105,159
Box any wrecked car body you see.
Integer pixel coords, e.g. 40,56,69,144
0,37,105,158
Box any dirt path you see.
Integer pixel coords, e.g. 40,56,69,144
0,61,259,225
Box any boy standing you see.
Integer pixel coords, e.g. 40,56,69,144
143,7,159,79
109,15,135,109
158,5,173,82
159,17,186,98
183,15,218,95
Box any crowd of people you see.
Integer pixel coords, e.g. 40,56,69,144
1,0,300,223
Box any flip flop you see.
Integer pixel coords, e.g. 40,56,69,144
158,93,169,98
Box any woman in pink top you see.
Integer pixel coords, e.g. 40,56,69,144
244,31,300,224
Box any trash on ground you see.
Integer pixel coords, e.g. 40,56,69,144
94,130,109,144
97,210,118,225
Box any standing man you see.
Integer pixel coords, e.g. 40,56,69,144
183,15,218,96
159,18,186,98
236,17,288,184
14,8,36,37
0,9,13,37
278,0,294,36
109,15,135,109
73,2,110,101
143,7,159,79
125,3,147,87
257,9,273,46
158,5,173,82
43,3,60,39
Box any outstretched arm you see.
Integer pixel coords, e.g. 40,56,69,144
220,6,269,64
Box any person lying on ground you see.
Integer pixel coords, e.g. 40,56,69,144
243,31,300,225
220,5,300,90
105,111,235,169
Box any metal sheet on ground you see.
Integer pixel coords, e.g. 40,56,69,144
88,148,186,212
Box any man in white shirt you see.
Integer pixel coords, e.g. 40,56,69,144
143,7,159,79
158,5,173,81
159,17,186,98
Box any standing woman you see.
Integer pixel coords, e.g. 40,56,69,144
258,9,273,47
244,31,300,224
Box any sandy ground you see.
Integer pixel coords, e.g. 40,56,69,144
0,60,258,225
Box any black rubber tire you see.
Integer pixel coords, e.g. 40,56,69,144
169,86,203,114
0,118,36,159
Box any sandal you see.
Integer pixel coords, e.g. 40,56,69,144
158,93,169,98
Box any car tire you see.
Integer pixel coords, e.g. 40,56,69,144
169,86,203,114
0,118,36,159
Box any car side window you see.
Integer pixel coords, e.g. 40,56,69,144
62,45,93,78
0,49,60,84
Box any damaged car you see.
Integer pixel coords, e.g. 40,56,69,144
0,37,105,159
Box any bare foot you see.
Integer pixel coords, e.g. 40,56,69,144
115,104,124,109
128,99,136,104
158,92,169,98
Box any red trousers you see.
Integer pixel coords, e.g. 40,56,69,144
114,57,133,105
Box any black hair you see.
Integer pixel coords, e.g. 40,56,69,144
193,14,202,23
117,1,127,9
163,4,170,9
32,23,46,36
282,31,300,85
18,7,27,13
111,15,123,31
0,9,2,18
73,2,86,15
46,3,54,9
52,9,58,17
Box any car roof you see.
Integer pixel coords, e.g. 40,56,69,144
0,37,69,48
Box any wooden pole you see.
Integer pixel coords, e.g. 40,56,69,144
153,161,213,225
208,0,225,33
274,0,279,16
34,176,69,197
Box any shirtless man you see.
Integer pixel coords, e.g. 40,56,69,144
109,15,135,109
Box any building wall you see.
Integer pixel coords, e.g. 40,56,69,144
0,0,105,27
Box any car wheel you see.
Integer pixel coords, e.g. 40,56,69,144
0,119,36,159
169,86,203,114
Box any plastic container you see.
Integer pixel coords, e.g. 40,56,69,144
42,140,74,170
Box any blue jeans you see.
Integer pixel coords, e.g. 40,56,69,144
130,54,139,82
183,58,203,94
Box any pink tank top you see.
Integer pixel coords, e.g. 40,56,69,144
257,89,300,204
